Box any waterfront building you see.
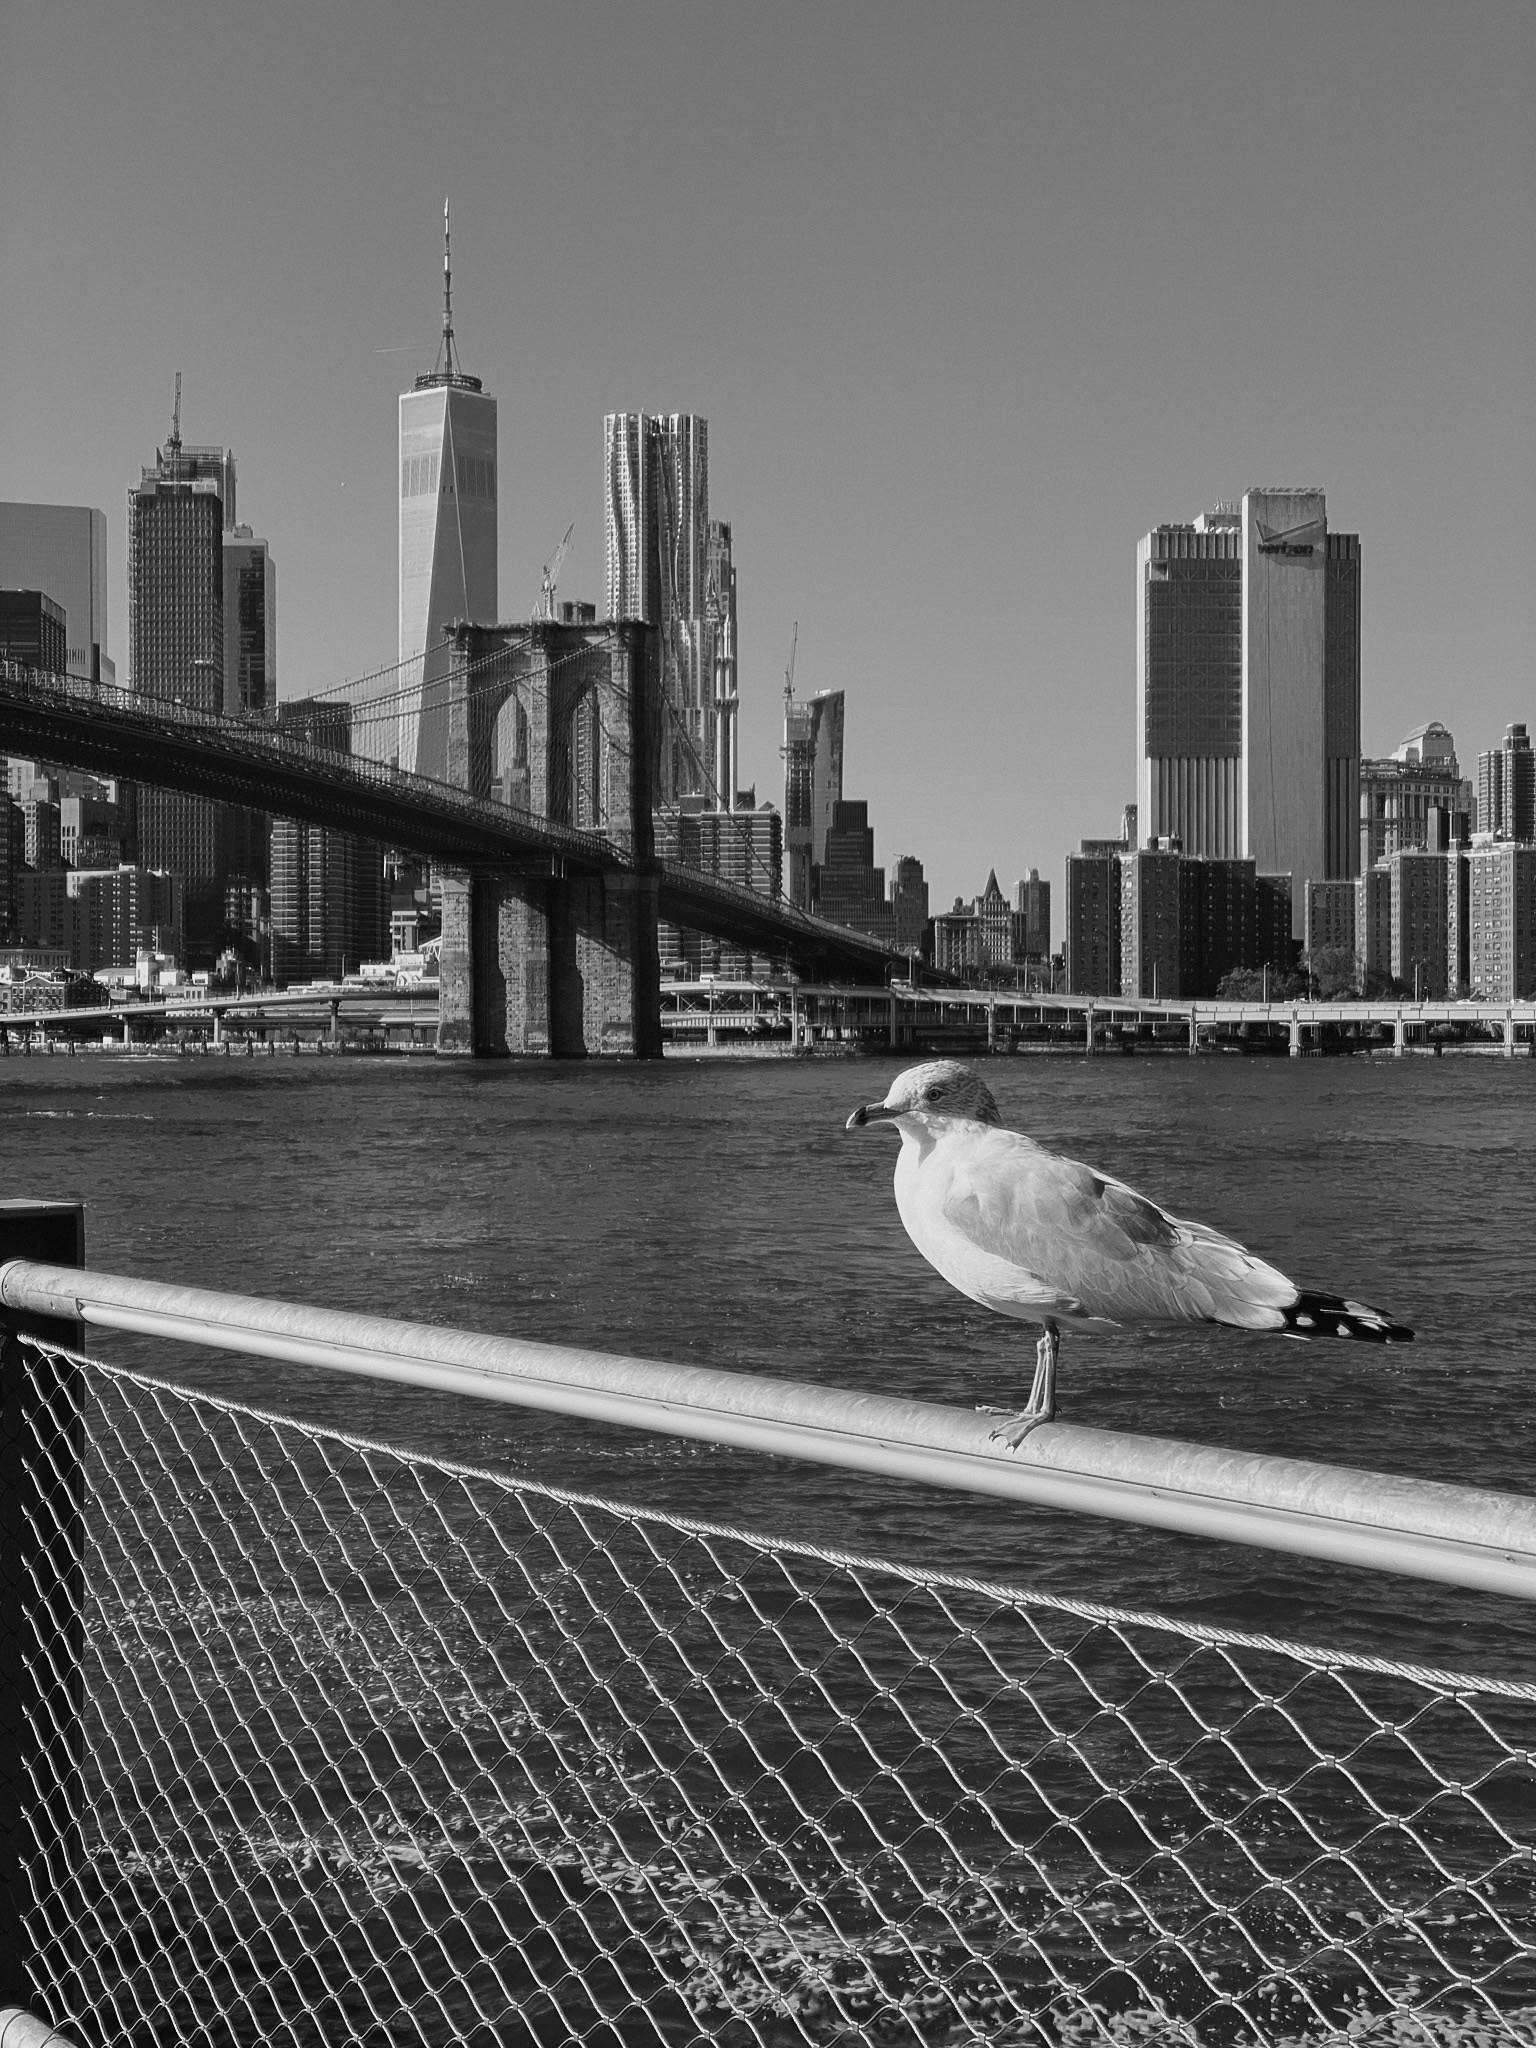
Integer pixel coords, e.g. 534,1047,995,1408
1477,723,1535,843
0,590,67,674
1359,723,1471,869
0,503,114,681
782,687,844,909
1388,849,1451,998
1015,870,1051,959
1119,848,1183,999
814,800,897,946
399,210,497,779
892,856,929,958
1064,849,1122,996
1136,490,1360,935
1355,864,1393,988
1466,842,1536,1001
270,699,387,983
605,411,713,801
1304,880,1356,960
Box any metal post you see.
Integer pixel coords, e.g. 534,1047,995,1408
1505,1010,1515,1058
1083,1002,1094,1056
1188,1007,1198,1056
0,1204,85,2022
1289,1013,1302,1058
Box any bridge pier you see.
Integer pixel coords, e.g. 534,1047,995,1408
437,867,662,1059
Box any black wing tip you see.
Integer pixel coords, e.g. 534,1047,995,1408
1284,1291,1415,1344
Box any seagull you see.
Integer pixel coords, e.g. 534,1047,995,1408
845,1059,1413,1447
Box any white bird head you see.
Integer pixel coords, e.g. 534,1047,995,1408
845,1060,1002,1132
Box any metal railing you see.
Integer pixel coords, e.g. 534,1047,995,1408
2,1221,1534,2045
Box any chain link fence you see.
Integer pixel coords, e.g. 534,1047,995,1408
12,1336,1536,2047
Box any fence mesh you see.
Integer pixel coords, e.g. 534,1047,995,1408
10,1336,1536,2048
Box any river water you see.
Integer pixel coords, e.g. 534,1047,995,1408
7,1046,1534,1676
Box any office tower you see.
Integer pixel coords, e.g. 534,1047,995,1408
0,591,67,673
1136,490,1360,935
1467,843,1536,999
1477,723,1535,842
66,866,182,972
223,525,276,717
653,796,784,978
782,687,844,908
1359,722,1470,868
892,856,929,956
270,699,387,982
604,411,712,801
1014,871,1050,958
399,206,497,779
0,503,114,681
128,406,234,966
813,800,897,944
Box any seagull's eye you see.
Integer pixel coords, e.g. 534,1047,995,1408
926,1087,943,1102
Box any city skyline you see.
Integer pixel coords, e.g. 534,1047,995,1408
2,4,1531,909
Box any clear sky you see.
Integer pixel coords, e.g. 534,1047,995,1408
3,0,1531,909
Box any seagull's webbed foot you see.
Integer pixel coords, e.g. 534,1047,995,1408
986,1323,1060,1452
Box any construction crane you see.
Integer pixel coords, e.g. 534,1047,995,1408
535,522,574,622
783,621,798,703
168,371,182,482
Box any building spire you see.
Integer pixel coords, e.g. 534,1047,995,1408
414,200,481,391
439,197,459,379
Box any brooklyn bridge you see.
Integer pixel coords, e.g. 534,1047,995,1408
0,623,907,1057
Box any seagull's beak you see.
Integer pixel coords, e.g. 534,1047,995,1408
845,1099,896,1131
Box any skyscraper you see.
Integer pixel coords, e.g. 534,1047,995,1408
0,503,115,682
1136,489,1360,934
127,402,234,962
782,686,844,909
398,205,497,778
603,411,712,801
1477,723,1535,843
223,525,276,717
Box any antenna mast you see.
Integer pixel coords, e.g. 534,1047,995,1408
439,198,459,378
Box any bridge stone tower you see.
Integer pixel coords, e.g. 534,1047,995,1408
435,618,663,1057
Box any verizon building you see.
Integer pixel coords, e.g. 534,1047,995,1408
1135,489,1360,934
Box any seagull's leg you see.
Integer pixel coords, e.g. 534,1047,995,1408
988,1321,1060,1450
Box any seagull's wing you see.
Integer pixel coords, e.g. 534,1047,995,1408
940,1130,1296,1330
